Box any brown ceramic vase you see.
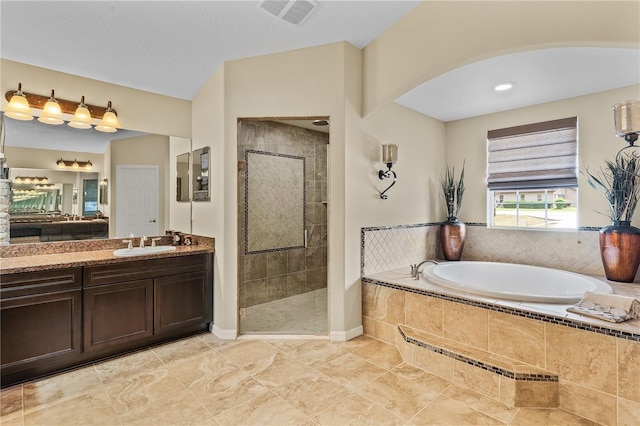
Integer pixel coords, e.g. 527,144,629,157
440,219,466,261
599,221,640,283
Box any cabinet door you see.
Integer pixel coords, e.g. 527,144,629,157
154,271,212,334
83,279,153,352
1,290,81,373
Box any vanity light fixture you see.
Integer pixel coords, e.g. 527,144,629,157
4,83,33,121
37,90,64,125
68,96,93,129
4,84,120,131
56,158,92,170
378,144,398,200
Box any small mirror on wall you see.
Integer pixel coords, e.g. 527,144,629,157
192,146,210,202
176,152,190,202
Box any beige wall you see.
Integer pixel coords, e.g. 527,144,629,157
109,134,170,237
445,85,640,228
193,42,446,338
363,1,640,116
5,146,104,174
1,59,191,137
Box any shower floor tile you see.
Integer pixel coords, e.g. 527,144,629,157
241,288,327,335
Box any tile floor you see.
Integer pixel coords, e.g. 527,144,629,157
240,289,327,335
0,333,599,426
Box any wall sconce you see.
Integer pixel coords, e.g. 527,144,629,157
613,99,640,162
378,144,398,200
56,158,92,170
614,100,640,145
4,83,120,132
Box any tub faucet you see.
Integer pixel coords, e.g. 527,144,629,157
410,259,439,279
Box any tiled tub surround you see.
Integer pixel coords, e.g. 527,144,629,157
238,121,328,311
361,223,640,425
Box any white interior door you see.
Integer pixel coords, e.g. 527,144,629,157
116,165,159,238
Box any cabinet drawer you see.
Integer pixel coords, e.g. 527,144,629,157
0,268,82,299
40,224,62,235
84,254,209,286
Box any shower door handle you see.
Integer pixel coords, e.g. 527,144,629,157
304,229,308,248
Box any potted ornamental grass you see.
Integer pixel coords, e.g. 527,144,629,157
440,162,465,260
584,150,640,282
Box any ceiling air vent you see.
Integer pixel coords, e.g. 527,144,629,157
257,0,318,26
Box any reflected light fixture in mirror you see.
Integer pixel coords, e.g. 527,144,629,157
68,96,93,129
37,90,64,125
4,83,33,121
56,158,92,170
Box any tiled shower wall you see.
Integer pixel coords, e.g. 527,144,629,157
363,223,639,283
238,121,328,308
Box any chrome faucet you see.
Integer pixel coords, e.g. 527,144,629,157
410,259,439,279
139,235,147,248
122,239,133,249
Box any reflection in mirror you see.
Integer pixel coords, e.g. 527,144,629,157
1,115,160,244
176,152,190,202
192,146,210,201
99,178,108,205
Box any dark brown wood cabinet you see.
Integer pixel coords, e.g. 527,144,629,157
0,268,82,381
1,252,213,387
83,279,154,352
155,271,212,334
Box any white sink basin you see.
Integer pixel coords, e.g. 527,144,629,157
113,246,177,257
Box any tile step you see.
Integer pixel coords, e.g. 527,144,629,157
397,324,559,407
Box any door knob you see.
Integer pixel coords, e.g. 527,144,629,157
149,219,156,223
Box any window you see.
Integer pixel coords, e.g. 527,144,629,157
487,117,578,229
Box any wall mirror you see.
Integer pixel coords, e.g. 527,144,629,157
176,152,190,202
192,146,210,201
1,115,177,244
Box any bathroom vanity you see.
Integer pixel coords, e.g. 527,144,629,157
0,240,213,387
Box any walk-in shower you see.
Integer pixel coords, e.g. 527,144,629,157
237,119,328,335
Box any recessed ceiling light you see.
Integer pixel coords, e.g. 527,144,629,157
494,82,514,92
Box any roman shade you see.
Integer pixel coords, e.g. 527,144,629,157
487,117,578,190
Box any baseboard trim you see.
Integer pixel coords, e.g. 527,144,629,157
330,325,363,342
210,324,237,340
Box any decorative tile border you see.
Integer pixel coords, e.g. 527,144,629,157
364,276,639,342
398,326,558,382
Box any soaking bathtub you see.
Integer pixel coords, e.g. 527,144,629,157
421,261,613,304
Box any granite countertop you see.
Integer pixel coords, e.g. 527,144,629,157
0,235,215,275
